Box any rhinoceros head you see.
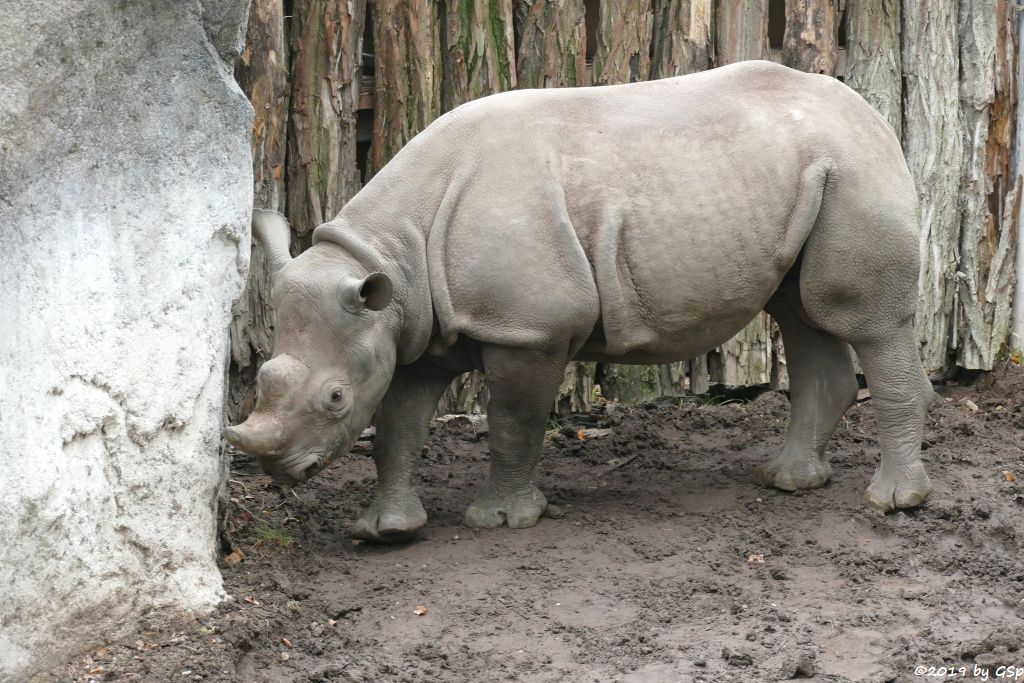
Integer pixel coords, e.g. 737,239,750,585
225,210,397,484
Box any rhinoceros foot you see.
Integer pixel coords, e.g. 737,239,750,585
754,452,832,492
464,484,548,530
350,494,427,544
863,461,932,512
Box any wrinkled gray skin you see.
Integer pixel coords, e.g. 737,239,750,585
226,62,933,542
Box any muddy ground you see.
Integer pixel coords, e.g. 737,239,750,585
43,365,1024,682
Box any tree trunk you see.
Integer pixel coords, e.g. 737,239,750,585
956,0,1018,370
902,1,964,377
441,0,517,112
513,0,587,88
286,0,366,238
781,0,838,75
369,0,441,176
435,0,517,414
228,0,290,423
844,0,902,136
715,0,769,65
593,0,654,85
708,0,777,387
649,0,713,78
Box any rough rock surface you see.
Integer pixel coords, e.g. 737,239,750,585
0,2,252,680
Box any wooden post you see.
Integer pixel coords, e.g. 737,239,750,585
902,1,965,377
593,0,654,85
228,0,291,423
441,0,517,111
649,0,713,78
844,0,902,136
513,0,587,88
956,0,1018,369
369,0,441,176
707,0,776,388
781,0,839,75
715,0,769,65
435,1,517,414
286,0,366,237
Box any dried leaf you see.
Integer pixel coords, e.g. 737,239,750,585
351,539,364,546
93,647,108,658
224,548,245,565
281,637,293,648
964,399,980,412
413,605,428,616
1003,470,1016,482
747,554,765,564
576,429,586,441
243,596,261,606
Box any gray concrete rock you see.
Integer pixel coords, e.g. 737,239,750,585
0,1,252,679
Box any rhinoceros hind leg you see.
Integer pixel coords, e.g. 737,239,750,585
795,192,933,512
465,485,548,529
852,326,934,512
755,292,858,492
464,346,567,530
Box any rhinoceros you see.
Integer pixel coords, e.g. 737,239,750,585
226,61,933,542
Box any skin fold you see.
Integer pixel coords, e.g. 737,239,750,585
226,61,933,542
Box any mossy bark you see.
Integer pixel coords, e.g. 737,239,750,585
442,0,517,111
593,0,654,85
369,0,441,176
229,0,291,423
286,0,366,237
513,0,587,88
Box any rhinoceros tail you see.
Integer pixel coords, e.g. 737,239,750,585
770,158,834,275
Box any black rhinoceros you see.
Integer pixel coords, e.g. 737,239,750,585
226,61,933,542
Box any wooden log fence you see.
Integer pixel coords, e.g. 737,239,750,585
229,0,1022,420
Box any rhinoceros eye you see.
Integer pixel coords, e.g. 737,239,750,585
330,388,343,402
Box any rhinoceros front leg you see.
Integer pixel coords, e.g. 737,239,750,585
464,346,568,529
755,293,858,491
351,361,456,543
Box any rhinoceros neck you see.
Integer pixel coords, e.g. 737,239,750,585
311,120,461,365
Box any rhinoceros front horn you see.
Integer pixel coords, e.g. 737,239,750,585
251,209,292,277
224,413,285,457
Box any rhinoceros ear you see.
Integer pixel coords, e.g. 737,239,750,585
342,272,393,313
251,209,293,277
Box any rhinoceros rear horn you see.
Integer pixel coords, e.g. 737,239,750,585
251,209,293,276
341,272,393,313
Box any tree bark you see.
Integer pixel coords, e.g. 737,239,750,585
369,0,441,176
228,0,290,423
708,0,776,388
715,0,769,65
902,1,965,377
649,0,713,78
956,0,1018,369
441,0,517,112
844,0,902,136
593,0,654,85
781,0,839,75
513,0,587,88
435,1,517,414
286,0,366,238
